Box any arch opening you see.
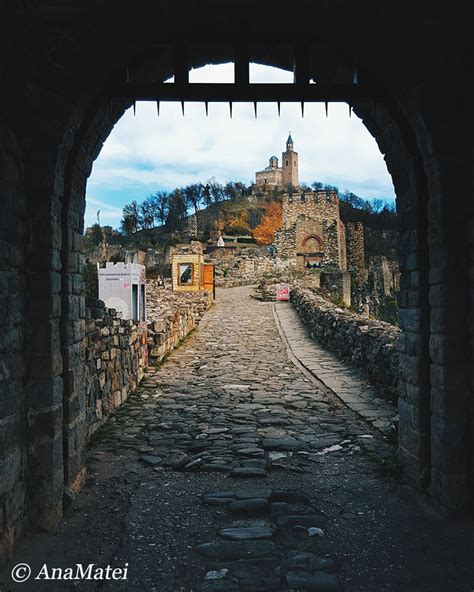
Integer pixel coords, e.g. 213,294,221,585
58,49,432,506
2,25,470,568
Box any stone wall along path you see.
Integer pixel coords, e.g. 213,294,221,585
273,302,398,438
1,287,473,592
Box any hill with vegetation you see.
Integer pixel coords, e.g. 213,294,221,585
84,178,397,260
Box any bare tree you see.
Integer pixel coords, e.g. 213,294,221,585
183,183,204,213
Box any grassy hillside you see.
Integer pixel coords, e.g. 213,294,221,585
85,190,397,262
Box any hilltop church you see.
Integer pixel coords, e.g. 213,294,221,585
255,133,299,188
254,135,366,281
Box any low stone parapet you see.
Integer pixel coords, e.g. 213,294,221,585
84,283,213,436
290,287,400,402
84,301,147,437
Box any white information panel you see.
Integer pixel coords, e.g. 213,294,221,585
98,262,146,321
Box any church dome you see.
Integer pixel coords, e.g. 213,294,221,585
269,155,278,168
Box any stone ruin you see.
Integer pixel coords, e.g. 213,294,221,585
205,189,398,316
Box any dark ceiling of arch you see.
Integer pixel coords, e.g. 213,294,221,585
106,36,388,105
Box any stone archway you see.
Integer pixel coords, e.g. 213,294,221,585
0,1,471,562
52,51,435,517
301,235,323,251
300,235,324,267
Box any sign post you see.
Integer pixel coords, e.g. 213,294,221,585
276,283,290,301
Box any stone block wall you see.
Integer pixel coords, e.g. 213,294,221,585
322,219,346,269
469,215,474,502
256,270,321,301
346,222,367,286
207,246,280,287
82,281,213,435
0,125,27,563
281,191,340,225
274,226,298,262
291,287,400,402
368,256,400,296
320,271,352,307
84,301,147,437
276,192,347,271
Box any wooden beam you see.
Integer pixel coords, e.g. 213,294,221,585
234,45,249,86
107,82,385,103
293,44,310,86
174,45,189,85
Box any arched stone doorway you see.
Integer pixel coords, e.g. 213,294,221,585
301,235,324,268
0,1,471,560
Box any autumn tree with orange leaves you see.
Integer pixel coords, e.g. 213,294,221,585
252,201,282,245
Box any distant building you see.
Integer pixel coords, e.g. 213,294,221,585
98,261,146,321
255,134,299,188
275,190,348,271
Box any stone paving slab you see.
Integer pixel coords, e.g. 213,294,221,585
273,302,398,438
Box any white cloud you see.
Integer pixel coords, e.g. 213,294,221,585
86,63,395,228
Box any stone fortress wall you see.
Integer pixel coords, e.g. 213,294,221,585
146,279,212,363
281,191,340,226
346,222,367,286
84,301,147,437
368,256,400,295
275,191,348,271
291,287,400,402
206,245,285,287
83,280,212,437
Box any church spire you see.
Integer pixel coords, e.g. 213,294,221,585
286,132,294,151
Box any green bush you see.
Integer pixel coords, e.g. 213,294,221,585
82,261,98,300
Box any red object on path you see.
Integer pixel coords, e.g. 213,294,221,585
276,283,290,301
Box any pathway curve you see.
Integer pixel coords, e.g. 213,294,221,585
273,303,398,437
1,287,473,592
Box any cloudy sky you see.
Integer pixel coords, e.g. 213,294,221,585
85,63,395,228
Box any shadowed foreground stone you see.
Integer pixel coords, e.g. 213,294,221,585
219,526,275,541
235,489,272,500
272,490,310,504
277,514,328,528
262,437,304,450
287,551,336,573
204,493,236,506
239,576,281,590
197,541,279,561
228,499,269,514
139,455,163,466
286,570,341,591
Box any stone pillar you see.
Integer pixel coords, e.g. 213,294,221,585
427,170,472,513
187,214,198,238
346,222,367,286
353,103,432,495
322,220,340,266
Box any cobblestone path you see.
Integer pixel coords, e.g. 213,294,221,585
1,287,473,592
135,288,388,478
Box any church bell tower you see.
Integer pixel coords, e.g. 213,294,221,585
282,132,298,188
